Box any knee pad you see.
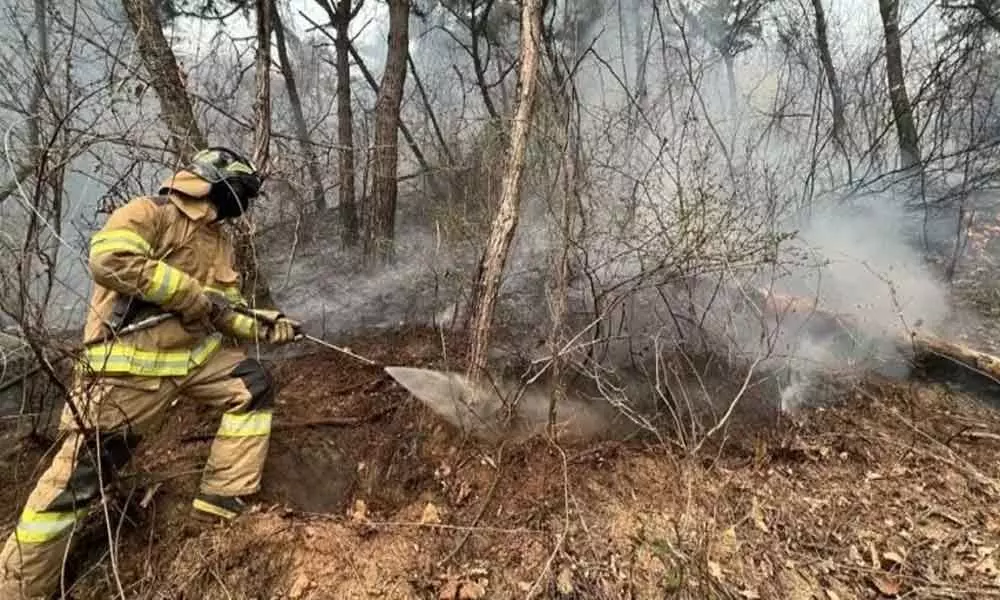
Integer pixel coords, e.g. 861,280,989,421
229,359,275,411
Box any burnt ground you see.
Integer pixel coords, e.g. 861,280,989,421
2,325,1000,599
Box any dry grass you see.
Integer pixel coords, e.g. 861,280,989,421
2,327,1000,599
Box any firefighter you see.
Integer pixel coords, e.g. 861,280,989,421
0,147,300,599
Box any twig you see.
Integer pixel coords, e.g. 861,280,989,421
863,393,1000,495
438,444,504,566
329,374,387,395
524,439,570,599
0,365,42,393
959,430,1000,443
180,405,397,443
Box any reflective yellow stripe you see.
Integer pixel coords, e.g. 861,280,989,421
143,262,184,304
206,285,246,305
15,507,88,543
192,498,238,520
217,411,272,437
89,229,152,257
222,313,258,338
84,333,223,377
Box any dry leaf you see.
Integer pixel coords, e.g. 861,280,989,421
421,502,442,525
826,590,841,600
947,561,967,578
975,556,999,576
871,574,901,596
739,589,761,599
438,580,459,600
351,499,368,521
717,526,739,557
556,567,574,595
882,551,904,565
708,560,723,580
289,574,313,599
751,498,769,533
458,581,486,600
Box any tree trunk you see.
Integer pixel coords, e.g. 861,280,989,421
363,0,409,265
724,54,737,117
28,0,48,158
233,0,276,308
408,54,452,165
876,0,921,171
120,0,207,160
335,0,359,246
632,0,648,112
810,0,845,142
973,0,1000,34
273,0,326,213
470,0,501,124
465,0,543,378
251,0,272,169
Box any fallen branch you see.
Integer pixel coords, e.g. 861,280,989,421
959,430,1000,443
0,365,42,394
753,287,1000,384
180,405,398,443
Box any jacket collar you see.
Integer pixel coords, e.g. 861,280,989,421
167,193,217,223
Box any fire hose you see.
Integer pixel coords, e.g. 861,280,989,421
0,306,379,394
116,306,379,366
228,305,378,366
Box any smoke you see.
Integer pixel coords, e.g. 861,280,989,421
722,191,955,412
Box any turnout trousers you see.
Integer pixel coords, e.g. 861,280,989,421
0,347,275,600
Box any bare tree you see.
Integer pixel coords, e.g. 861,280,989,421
466,0,543,377
273,0,326,214
877,0,921,170
810,0,846,143
236,0,277,307
681,0,767,113
362,0,410,264
335,0,361,245
251,0,273,168
120,0,207,160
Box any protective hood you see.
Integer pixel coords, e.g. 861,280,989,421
158,169,211,199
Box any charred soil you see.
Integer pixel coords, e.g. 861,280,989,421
2,327,1000,599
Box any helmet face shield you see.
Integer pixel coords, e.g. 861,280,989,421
188,148,262,194
185,147,263,220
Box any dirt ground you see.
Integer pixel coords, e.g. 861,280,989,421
2,326,1000,599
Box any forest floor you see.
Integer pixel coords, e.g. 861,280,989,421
3,212,1000,599
3,324,1000,600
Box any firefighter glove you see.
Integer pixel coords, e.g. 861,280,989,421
252,309,301,344
181,292,227,331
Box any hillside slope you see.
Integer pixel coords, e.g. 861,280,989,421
2,327,1000,599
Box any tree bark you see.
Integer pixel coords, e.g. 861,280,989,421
28,0,48,158
465,0,543,378
810,0,846,142
408,54,452,165
470,0,502,124
251,0,272,169
313,0,360,245
120,0,207,160
273,0,326,214
876,0,921,171
334,0,359,245
363,0,409,265
973,0,1000,34
233,0,276,308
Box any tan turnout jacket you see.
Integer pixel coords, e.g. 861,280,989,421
83,178,261,377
